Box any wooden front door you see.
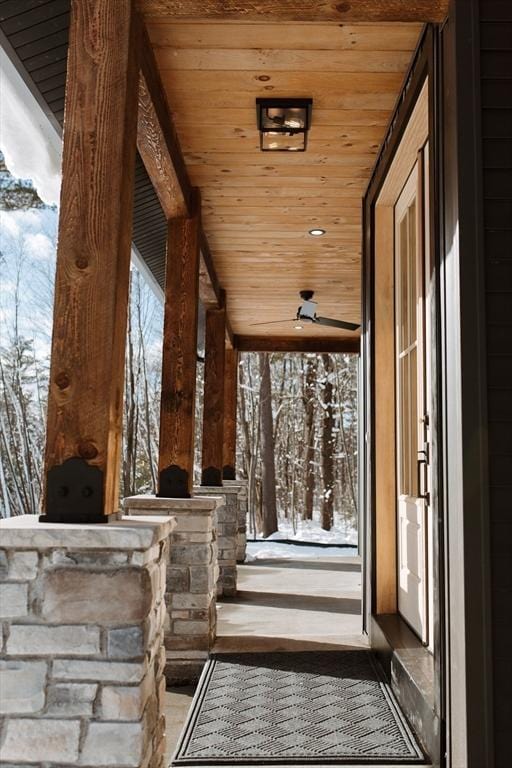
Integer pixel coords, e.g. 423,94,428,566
395,160,429,641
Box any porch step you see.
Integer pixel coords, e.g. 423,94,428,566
372,615,439,763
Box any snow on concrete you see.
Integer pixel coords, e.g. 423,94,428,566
246,518,358,560
250,517,357,544
246,541,358,561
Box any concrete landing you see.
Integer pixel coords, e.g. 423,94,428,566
214,555,366,652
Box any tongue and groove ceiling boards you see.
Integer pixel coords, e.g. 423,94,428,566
139,1,425,343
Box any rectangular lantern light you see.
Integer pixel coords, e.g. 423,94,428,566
256,98,313,152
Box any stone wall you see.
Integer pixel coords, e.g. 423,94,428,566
224,480,248,563
123,495,220,685
0,514,173,768
194,486,238,597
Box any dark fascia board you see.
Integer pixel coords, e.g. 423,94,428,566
0,27,63,139
234,335,360,354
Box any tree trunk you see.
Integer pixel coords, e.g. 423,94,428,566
303,355,317,520
321,354,335,531
258,352,278,537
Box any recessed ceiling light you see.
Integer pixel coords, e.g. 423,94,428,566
309,228,326,237
294,324,303,330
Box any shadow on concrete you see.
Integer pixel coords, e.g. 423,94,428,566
213,634,368,653
223,590,361,615
244,558,361,573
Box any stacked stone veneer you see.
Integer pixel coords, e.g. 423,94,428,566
193,485,239,597
224,480,248,563
0,514,173,768
123,495,220,686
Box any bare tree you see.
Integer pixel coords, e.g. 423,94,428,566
321,354,335,530
303,355,317,520
258,352,278,537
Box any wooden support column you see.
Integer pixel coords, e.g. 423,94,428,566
222,349,239,480
42,0,140,523
201,300,226,486
158,191,201,498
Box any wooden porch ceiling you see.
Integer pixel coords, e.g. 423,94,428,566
139,6,423,343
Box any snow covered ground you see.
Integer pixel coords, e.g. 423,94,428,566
246,541,358,560
246,517,358,561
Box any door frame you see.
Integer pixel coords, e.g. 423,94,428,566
361,12,494,767
394,159,430,643
361,25,445,762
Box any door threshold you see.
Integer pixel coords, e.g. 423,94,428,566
371,614,439,764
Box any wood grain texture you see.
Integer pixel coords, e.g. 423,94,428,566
377,80,429,204
43,0,140,517
162,70,406,107
138,25,223,313
139,1,449,23
172,107,392,127
147,22,423,51
201,303,227,485
183,152,377,168
191,164,372,179
175,124,386,142
158,192,201,496
138,25,192,216
144,17,421,339
181,135,383,155
222,348,239,478
374,204,397,613
156,47,414,73
199,229,221,307
235,336,360,352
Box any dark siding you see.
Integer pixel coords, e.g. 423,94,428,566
480,2,512,764
0,0,167,291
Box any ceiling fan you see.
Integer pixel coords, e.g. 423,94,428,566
250,290,360,332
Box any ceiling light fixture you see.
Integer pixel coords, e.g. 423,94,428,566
294,324,303,330
256,98,313,152
309,228,326,237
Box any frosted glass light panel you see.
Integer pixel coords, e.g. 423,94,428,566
256,98,312,152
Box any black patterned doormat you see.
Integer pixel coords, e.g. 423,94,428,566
172,652,426,765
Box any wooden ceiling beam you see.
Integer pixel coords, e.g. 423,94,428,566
139,1,449,23
137,25,223,310
138,26,192,217
199,229,221,307
234,335,360,354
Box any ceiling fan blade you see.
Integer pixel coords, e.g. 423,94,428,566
249,318,296,327
315,316,360,332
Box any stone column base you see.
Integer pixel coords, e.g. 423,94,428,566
0,513,173,768
123,495,221,686
223,479,248,563
194,485,238,597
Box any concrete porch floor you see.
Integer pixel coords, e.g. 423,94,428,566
164,554,367,762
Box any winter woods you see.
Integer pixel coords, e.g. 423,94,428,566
1,169,358,537
238,351,358,538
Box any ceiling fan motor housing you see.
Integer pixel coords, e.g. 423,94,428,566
297,299,317,321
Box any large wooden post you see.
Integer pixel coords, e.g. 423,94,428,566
158,191,201,498
201,300,226,486
222,349,239,480
42,0,140,523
